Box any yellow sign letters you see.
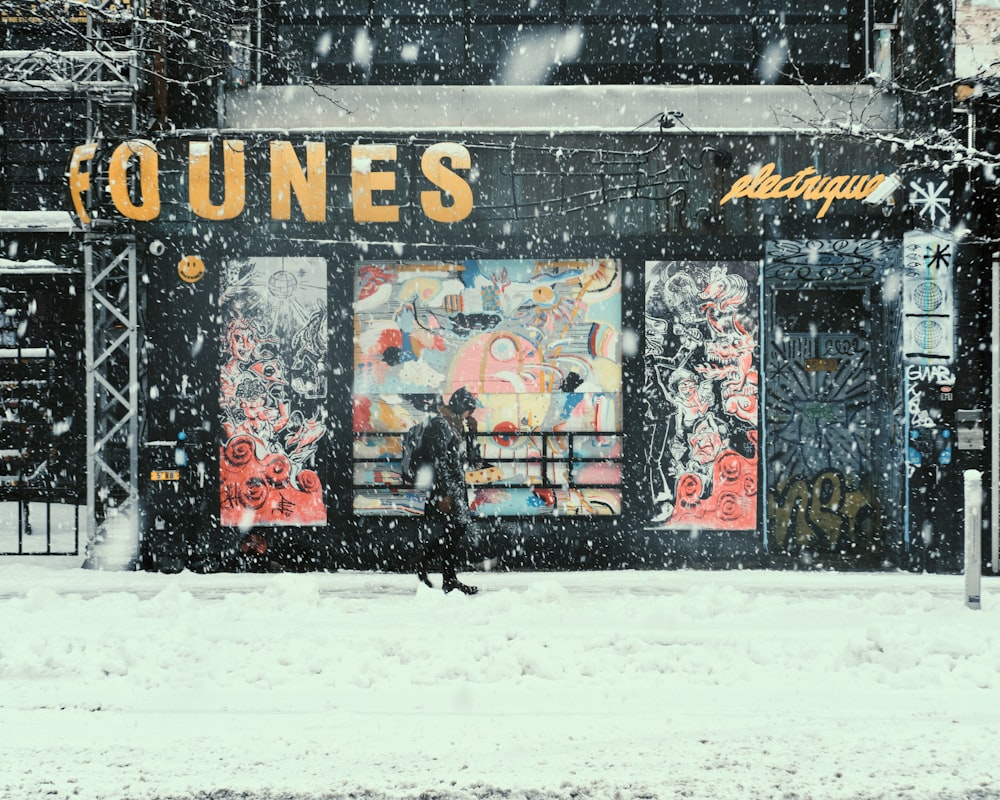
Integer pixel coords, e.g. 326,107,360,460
720,162,886,218
68,139,475,225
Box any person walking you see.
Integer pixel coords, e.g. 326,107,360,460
417,386,481,595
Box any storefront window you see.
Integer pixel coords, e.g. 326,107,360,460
218,256,329,527
353,258,622,516
643,260,760,531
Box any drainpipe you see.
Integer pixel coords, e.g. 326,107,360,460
965,102,998,576
993,253,999,573
973,102,1000,576
149,0,168,131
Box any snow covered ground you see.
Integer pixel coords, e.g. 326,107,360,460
0,563,997,800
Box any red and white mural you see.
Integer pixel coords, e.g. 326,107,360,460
643,261,760,530
219,257,328,527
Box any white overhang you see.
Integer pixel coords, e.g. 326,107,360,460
0,211,80,234
222,84,899,135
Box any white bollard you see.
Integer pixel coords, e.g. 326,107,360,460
965,469,983,610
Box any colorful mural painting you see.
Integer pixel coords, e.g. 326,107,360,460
352,259,622,516
643,261,760,530
219,257,328,527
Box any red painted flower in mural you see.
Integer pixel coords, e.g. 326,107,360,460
675,473,704,512
224,435,256,468
717,452,744,483
716,492,745,523
240,476,269,510
263,453,291,487
297,470,322,494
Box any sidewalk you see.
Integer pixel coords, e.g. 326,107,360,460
1,566,998,800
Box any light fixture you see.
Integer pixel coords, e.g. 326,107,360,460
659,111,684,131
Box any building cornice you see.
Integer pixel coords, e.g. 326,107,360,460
222,84,899,136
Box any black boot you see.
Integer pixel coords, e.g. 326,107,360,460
442,577,478,595
416,553,433,588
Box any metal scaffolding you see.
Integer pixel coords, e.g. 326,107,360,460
81,0,142,566
1,1,143,563
83,237,139,563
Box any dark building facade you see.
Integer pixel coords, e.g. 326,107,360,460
1,1,996,574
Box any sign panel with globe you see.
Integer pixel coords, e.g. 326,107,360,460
218,257,328,527
902,230,954,363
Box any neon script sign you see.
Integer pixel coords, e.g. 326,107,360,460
68,139,474,225
720,162,887,218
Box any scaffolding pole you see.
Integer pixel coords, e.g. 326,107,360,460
83,237,140,568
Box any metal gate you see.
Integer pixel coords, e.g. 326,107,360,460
0,268,86,555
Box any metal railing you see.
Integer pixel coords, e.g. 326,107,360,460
353,428,622,511
0,50,137,91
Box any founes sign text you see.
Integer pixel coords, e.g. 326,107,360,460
68,140,474,225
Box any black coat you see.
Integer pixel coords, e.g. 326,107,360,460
423,407,472,523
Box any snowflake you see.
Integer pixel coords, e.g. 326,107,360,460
908,178,951,228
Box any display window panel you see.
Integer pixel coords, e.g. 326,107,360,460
218,257,329,528
352,258,622,517
643,260,761,531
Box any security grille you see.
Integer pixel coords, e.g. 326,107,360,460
0,270,86,555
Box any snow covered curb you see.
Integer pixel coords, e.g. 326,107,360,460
1,569,997,800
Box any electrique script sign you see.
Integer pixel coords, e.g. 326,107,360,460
720,162,887,218
68,139,474,225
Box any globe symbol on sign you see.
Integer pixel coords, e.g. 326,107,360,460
268,270,297,298
912,282,944,312
913,319,944,349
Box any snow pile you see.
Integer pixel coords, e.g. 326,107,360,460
0,567,997,800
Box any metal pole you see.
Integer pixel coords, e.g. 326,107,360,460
84,240,97,552
965,469,983,610
128,244,139,529
256,0,263,89
993,259,999,573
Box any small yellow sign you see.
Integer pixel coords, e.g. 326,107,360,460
150,470,181,481
804,358,839,372
178,254,206,283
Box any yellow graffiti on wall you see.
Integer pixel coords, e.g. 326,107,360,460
768,470,877,550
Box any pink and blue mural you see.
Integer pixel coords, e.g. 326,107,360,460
219,257,328,527
643,261,760,530
352,259,622,516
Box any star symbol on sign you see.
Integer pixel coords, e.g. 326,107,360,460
925,242,951,272
908,178,951,228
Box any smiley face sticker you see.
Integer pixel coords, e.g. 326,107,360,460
178,254,206,283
